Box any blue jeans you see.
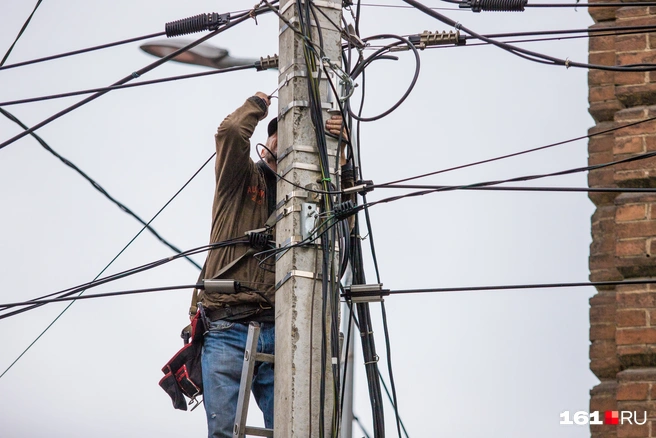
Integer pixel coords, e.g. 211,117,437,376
202,319,275,438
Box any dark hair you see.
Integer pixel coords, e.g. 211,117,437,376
267,118,277,137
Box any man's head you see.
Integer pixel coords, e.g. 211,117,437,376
260,117,278,172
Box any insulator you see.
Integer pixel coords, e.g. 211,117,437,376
334,200,356,220
165,13,230,38
256,55,279,71
470,0,527,12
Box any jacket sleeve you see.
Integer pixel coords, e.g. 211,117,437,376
214,96,268,192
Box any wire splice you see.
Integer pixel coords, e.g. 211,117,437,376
463,0,528,12
165,13,230,37
203,279,241,294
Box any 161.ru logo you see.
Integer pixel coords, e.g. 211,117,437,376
560,411,647,425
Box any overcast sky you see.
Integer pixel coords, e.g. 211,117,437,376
0,1,597,437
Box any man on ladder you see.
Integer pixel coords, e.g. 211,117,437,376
191,92,350,438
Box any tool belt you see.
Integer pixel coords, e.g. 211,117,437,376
205,303,269,322
159,304,207,411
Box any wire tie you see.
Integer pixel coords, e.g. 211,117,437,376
565,58,571,69
321,177,332,183
131,72,140,78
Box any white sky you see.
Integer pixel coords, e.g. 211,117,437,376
0,1,597,437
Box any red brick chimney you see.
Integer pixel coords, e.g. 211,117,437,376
588,4,656,437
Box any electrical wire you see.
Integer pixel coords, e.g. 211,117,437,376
348,34,421,122
377,113,656,187
381,301,403,438
402,0,656,72
0,239,238,316
0,31,166,72
357,147,656,212
347,279,656,297
0,151,216,379
0,7,270,151
373,184,656,193
0,63,257,107
0,107,201,270
0,0,43,67
0,284,202,309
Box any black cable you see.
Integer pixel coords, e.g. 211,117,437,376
374,184,656,194
473,24,656,42
0,31,166,72
361,2,462,10
376,368,411,438
0,151,216,379
402,0,656,72
0,239,241,317
358,145,656,213
378,114,656,187
345,42,387,437
348,35,421,122
0,64,256,107
0,8,268,151
0,284,202,309
347,299,412,438
1,0,43,67
0,107,202,270
347,279,656,297
381,302,403,438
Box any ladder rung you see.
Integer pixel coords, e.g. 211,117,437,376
254,352,275,363
243,426,273,437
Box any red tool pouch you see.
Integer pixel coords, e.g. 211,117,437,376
159,309,206,411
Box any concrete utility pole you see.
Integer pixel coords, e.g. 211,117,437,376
275,0,344,436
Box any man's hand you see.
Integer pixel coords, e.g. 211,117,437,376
325,115,347,139
325,115,349,166
254,92,270,119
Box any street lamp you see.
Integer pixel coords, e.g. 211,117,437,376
140,39,259,69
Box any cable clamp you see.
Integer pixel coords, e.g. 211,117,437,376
364,355,379,365
343,180,374,196
343,283,389,303
131,72,140,78
565,58,571,69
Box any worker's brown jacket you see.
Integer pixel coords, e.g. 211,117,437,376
198,96,276,312
196,96,355,316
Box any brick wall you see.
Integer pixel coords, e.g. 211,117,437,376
588,4,656,437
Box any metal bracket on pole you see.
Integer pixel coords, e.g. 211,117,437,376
343,283,390,303
278,100,332,120
276,269,322,290
300,203,318,240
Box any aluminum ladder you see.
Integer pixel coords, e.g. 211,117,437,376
233,322,274,438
